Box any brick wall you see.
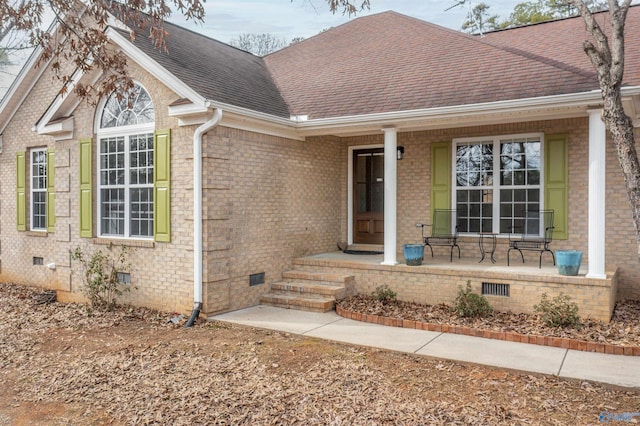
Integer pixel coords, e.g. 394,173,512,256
296,258,617,322
200,128,343,314
2,56,639,318
329,119,640,302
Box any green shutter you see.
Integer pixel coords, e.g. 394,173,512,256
79,138,93,238
431,142,451,229
544,134,568,240
46,149,55,233
16,151,26,231
154,129,171,242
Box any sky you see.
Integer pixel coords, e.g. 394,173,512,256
169,0,525,43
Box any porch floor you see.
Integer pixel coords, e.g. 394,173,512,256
302,251,578,277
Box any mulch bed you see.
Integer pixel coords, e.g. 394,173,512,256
336,296,640,355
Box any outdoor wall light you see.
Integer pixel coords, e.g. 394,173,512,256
397,146,404,160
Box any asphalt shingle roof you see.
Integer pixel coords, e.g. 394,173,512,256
263,11,606,120
121,6,640,121
482,6,640,87
123,20,291,118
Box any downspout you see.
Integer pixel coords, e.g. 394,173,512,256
185,108,223,328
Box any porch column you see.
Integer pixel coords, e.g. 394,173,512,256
381,126,398,265
587,109,607,279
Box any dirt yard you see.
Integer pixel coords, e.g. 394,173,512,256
1,282,639,425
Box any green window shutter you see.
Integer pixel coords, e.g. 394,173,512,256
431,142,452,227
46,149,55,232
79,138,93,238
16,151,26,231
544,134,568,240
154,129,171,242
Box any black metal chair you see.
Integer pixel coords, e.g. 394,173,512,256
416,209,460,262
507,210,555,268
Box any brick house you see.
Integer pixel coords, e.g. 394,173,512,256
1,8,639,321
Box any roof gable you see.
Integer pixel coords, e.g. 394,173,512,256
125,21,290,118
264,11,600,119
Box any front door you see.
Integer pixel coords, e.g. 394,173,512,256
353,148,384,244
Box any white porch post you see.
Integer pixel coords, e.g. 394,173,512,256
587,109,607,279
381,127,398,265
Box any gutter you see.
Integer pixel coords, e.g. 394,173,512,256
184,108,223,328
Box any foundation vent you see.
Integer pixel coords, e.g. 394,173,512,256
117,272,131,285
482,282,510,297
249,272,265,286
33,257,43,266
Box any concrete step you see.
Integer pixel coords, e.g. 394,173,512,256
282,270,354,285
259,293,335,312
271,281,347,299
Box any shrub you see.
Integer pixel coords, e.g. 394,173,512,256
372,285,397,304
452,282,492,318
70,244,132,310
534,293,580,328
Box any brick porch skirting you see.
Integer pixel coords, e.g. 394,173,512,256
335,305,640,357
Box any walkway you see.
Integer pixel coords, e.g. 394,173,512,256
212,305,640,390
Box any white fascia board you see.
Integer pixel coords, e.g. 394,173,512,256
106,27,206,108
168,102,210,126
205,100,296,128
296,90,616,136
106,13,132,33
205,100,304,141
0,45,48,135
0,19,61,135
169,98,303,140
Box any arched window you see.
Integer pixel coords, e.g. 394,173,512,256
97,83,155,238
100,84,155,128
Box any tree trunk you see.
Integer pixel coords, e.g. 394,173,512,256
601,90,640,257
571,0,640,258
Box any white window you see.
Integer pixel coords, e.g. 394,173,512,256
30,148,47,230
97,83,155,238
453,134,543,234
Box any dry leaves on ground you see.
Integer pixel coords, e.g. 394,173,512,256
1,282,639,425
337,295,640,346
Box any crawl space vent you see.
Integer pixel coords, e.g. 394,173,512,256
117,272,131,285
482,282,510,297
249,272,265,286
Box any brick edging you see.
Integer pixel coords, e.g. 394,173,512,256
335,305,640,356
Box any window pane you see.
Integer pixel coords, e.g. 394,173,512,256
101,188,125,235
457,189,493,233
456,143,492,187
130,188,154,237
129,134,154,185
100,137,125,185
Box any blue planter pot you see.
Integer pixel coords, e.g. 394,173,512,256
404,244,424,266
556,250,583,276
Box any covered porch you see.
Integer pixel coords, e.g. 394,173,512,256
291,249,618,322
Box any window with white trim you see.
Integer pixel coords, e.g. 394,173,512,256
30,148,47,230
97,83,155,238
453,134,542,234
